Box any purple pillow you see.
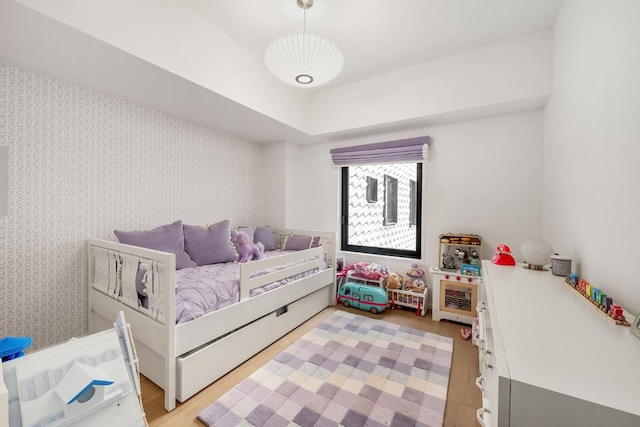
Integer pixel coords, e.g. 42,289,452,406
311,236,322,247
114,220,196,270
183,220,238,266
283,235,313,251
254,225,278,251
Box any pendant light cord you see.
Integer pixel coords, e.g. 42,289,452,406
302,8,307,64
303,8,307,34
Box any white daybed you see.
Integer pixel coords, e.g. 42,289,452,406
87,228,336,412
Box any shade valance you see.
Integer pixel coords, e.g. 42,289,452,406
330,136,430,166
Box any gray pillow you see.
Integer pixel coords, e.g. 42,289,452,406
254,225,278,251
114,220,196,270
238,226,256,244
183,220,238,266
283,235,313,251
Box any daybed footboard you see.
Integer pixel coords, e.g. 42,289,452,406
87,229,336,412
88,239,178,411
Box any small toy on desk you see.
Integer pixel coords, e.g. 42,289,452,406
491,244,516,266
564,274,630,326
55,363,119,420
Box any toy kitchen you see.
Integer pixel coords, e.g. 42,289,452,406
429,233,482,325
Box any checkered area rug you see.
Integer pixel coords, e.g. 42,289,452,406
198,311,453,427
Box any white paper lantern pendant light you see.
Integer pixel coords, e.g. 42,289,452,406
265,0,344,88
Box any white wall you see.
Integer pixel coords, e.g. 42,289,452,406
262,141,287,227
0,64,265,349
312,31,552,135
285,110,544,279
544,0,640,315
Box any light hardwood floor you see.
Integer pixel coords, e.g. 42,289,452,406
141,305,481,426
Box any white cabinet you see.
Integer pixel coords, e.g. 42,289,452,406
477,263,640,426
475,279,509,427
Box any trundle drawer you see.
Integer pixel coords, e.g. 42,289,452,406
176,286,330,401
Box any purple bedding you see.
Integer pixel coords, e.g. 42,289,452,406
174,250,317,324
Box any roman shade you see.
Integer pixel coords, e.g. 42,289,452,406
330,136,430,166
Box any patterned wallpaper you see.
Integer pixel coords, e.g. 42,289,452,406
0,64,264,349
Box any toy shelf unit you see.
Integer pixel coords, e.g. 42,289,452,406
438,233,482,271
430,268,481,325
386,287,428,317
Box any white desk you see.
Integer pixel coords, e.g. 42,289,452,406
478,263,640,426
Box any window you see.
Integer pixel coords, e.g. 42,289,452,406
409,179,417,226
383,174,398,225
341,163,422,259
366,176,378,203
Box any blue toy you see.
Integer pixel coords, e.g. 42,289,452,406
0,336,32,362
338,282,389,314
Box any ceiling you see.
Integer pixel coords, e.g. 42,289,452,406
186,0,564,89
0,0,564,144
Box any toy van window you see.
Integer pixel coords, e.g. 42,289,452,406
353,292,359,298
344,288,350,295
364,295,373,302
